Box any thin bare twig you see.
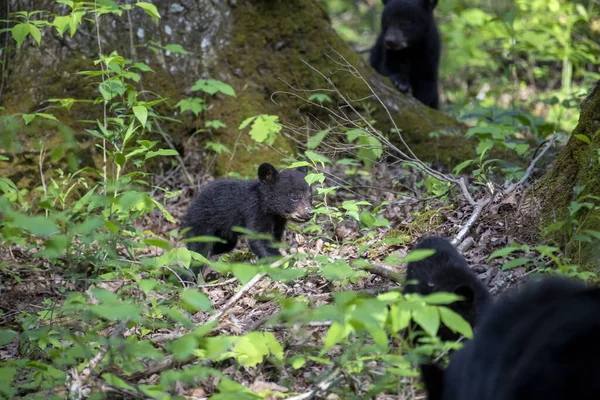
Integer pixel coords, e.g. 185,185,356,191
285,369,343,400
453,134,557,246
206,255,293,325
130,255,295,380
504,133,557,196
67,322,127,399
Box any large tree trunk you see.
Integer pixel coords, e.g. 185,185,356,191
534,82,600,271
0,0,467,183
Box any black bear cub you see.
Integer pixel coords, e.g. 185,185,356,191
422,277,600,400
404,237,491,342
183,163,313,278
369,0,441,109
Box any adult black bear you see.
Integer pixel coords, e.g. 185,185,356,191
183,163,313,278
369,0,441,109
422,277,600,400
404,237,491,342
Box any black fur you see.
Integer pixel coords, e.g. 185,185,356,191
423,277,600,400
404,237,491,341
369,0,441,109
183,163,313,277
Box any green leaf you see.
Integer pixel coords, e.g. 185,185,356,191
307,130,328,149
502,257,530,270
35,113,58,121
175,98,205,116
12,214,58,236
402,249,436,263
264,332,284,361
0,330,17,346
90,288,142,321
359,211,376,228
304,151,332,166
53,15,71,35
171,334,197,360
163,43,189,54
422,292,464,305
475,138,494,155
206,120,227,129
233,332,282,367
290,355,306,369
412,305,440,337
305,172,325,185
133,105,148,127
176,247,192,269
145,149,179,160
322,321,348,353
390,304,411,332
132,62,154,72
231,263,260,284
180,289,212,312
22,114,36,125
69,11,86,37
28,24,41,46
439,307,473,339
239,116,256,130
143,238,171,250
346,129,365,142
356,134,383,167
41,235,70,258
11,23,29,48
0,367,16,397
321,259,356,281
488,245,523,260
582,230,600,240
574,134,591,144
308,93,332,103
245,114,281,145
453,159,474,175
191,79,236,96
138,279,157,295
136,2,161,22
115,152,126,168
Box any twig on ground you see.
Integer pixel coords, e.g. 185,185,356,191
361,263,404,284
197,277,238,288
456,236,475,253
130,256,294,380
205,255,293,325
67,322,127,399
453,134,557,247
285,369,343,400
504,133,557,196
451,198,491,247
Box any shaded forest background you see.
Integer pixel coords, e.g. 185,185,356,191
0,0,600,398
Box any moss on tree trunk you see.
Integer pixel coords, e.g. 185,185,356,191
2,0,473,186
536,82,600,271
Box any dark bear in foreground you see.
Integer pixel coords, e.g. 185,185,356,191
369,0,441,109
422,277,600,400
183,163,313,277
404,237,491,341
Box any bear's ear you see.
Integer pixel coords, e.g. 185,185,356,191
295,166,309,175
258,163,278,183
421,0,438,10
382,0,388,5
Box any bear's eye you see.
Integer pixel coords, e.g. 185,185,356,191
290,194,300,202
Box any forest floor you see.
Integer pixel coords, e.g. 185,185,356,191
0,157,533,398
